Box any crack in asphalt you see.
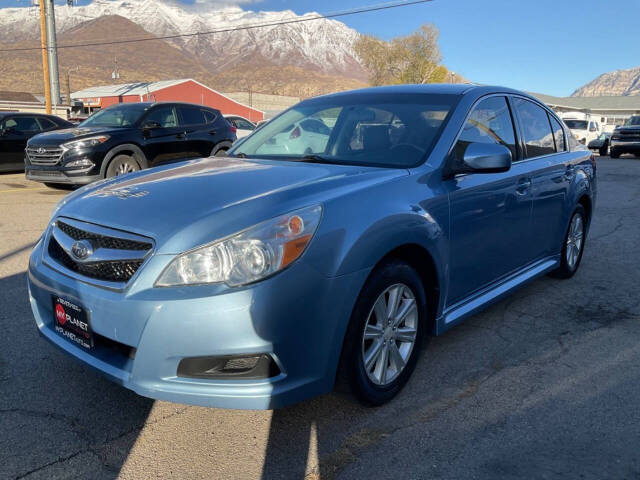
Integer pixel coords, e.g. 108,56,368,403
5,405,190,479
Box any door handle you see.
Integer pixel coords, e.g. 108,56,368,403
208,129,217,135
515,178,532,195
176,132,186,139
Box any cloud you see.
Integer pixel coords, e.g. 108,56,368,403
191,0,263,6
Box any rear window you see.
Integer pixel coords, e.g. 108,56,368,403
204,110,218,123
179,106,205,125
564,119,588,130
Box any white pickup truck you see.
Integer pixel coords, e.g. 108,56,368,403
560,112,601,145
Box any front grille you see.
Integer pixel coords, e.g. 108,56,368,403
27,146,63,165
46,218,153,285
48,239,144,282
57,221,152,251
28,170,64,178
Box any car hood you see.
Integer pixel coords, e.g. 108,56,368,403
28,126,127,145
615,126,640,134
55,157,407,254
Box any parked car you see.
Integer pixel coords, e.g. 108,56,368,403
224,114,256,139
0,112,73,173
28,85,596,409
255,117,331,155
587,132,611,156
25,102,236,187
609,115,640,158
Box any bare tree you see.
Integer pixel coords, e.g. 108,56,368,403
354,23,447,86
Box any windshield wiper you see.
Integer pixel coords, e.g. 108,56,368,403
294,154,343,165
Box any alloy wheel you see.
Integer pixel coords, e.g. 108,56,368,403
361,283,418,386
566,213,584,270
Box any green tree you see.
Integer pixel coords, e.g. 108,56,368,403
355,23,448,86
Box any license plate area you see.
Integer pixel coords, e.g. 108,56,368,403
52,295,93,349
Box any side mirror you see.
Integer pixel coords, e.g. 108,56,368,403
461,142,512,174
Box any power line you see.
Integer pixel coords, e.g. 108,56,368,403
0,0,433,53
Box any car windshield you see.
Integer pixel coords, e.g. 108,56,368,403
78,105,148,128
229,94,458,168
624,116,640,126
564,120,588,130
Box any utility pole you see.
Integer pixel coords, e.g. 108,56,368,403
38,0,52,113
44,0,61,107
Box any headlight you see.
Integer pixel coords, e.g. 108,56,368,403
62,135,109,150
156,205,322,287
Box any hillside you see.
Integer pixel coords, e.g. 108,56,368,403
0,0,368,82
0,14,367,98
572,66,640,97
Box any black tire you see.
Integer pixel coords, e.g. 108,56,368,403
610,149,620,159
213,148,228,157
549,205,587,279
599,146,608,156
337,259,427,406
106,154,141,178
44,183,75,191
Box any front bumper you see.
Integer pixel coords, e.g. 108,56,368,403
610,140,640,154
28,238,368,409
24,148,106,185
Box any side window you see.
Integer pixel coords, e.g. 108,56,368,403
37,117,58,131
145,107,178,128
203,110,218,124
5,116,41,133
513,98,555,158
454,96,517,163
549,116,566,152
235,118,255,130
178,106,205,126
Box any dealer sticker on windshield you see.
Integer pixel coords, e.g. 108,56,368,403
52,296,93,350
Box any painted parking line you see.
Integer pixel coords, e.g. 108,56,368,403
0,187,49,193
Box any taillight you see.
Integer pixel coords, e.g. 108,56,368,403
230,125,237,134
290,126,301,139
590,153,596,172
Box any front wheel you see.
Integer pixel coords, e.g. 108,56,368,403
599,146,608,156
106,154,140,178
549,205,587,279
610,149,620,159
338,260,427,406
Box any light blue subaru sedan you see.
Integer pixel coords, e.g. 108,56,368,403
28,85,596,409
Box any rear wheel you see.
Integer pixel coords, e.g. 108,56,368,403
106,154,140,178
338,260,427,406
610,149,620,159
550,205,587,279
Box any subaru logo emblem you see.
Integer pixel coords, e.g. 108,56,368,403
70,240,93,261
37,147,46,154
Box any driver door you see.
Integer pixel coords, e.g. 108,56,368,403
443,96,533,305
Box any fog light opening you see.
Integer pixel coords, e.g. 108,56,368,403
178,353,281,380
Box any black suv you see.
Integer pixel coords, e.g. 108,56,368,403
25,102,236,186
1,112,73,173
610,115,640,158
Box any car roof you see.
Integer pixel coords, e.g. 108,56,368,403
303,83,536,103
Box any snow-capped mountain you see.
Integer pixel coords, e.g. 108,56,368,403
0,0,366,79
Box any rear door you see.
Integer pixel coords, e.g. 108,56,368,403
445,95,533,305
141,105,186,165
177,106,212,157
512,97,571,260
0,115,42,171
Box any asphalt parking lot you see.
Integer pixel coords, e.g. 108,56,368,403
1,156,639,480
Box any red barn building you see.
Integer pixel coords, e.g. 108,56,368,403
71,78,264,122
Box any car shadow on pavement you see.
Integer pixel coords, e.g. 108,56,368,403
0,271,154,479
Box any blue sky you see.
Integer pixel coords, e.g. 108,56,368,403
2,0,639,96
